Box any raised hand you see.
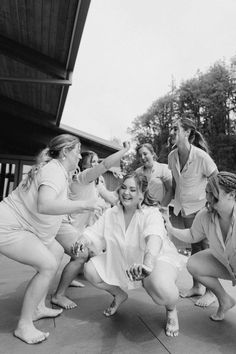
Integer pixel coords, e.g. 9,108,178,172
122,141,131,151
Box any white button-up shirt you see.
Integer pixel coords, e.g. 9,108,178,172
191,206,236,285
168,145,217,216
84,204,182,290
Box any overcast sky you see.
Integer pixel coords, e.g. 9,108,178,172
62,0,236,142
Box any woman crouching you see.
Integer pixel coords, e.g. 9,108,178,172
72,172,184,337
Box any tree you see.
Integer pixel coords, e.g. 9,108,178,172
128,60,236,171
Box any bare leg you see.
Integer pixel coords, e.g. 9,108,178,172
143,261,179,337
53,223,88,309
70,264,85,287
194,289,216,307
180,215,216,306
187,249,235,320
52,256,86,309
34,240,64,320
1,235,58,344
84,260,128,317
180,216,205,298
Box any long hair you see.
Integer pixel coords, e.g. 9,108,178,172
178,118,209,153
22,134,80,190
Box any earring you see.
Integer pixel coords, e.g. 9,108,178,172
62,156,66,160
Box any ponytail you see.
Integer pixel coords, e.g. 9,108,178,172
191,130,209,153
22,133,80,190
179,118,210,154
21,147,53,190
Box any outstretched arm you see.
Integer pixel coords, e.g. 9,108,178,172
75,142,130,185
96,182,118,206
126,235,163,281
164,216,198,244
38,185,106,215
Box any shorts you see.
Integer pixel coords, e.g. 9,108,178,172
0,202,32,247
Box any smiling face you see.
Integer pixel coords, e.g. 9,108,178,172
67,143,82,172
91,153,99,167
118,176,142,210
137,146,154,168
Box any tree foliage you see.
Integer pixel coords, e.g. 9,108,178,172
128,60,236,172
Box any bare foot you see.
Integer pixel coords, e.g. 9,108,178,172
51,295,77,309
195,290,216,307
179,285,205,298
103,291,128,317
210,295,236,321
14,324,49,344
69,280,85,288
165,308,179,337
33,307,63,321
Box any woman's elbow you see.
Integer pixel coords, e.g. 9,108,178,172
37,201,49,214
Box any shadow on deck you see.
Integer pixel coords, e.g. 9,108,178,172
1,251,236,354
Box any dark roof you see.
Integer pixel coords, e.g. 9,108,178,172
0,0,119,157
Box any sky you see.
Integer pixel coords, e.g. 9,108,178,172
62,0,236,143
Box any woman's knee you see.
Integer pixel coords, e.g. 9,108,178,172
84,261,99,284
144,277,178,305
186,255,200,277
83,261,93,280
38,256,58,276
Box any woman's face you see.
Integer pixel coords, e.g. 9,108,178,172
91,154,99,167
119,177,142,209
67,143,82,172
170,121,188,146
138,146,154,168
206,183,228,212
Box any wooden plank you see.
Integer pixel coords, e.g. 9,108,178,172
48,0,60,58
54,0,72,64
41,0,51,55
33,0,43,52
0,35,68,78
17,0,28,44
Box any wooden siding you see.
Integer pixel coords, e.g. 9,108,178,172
0,0,78,63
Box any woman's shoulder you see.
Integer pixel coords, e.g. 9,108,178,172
155,161,170,171
135,166,143,174
39,159,65,178
167,148,178,161
195,207,211,224
141,205,162,217
192,145,210,158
